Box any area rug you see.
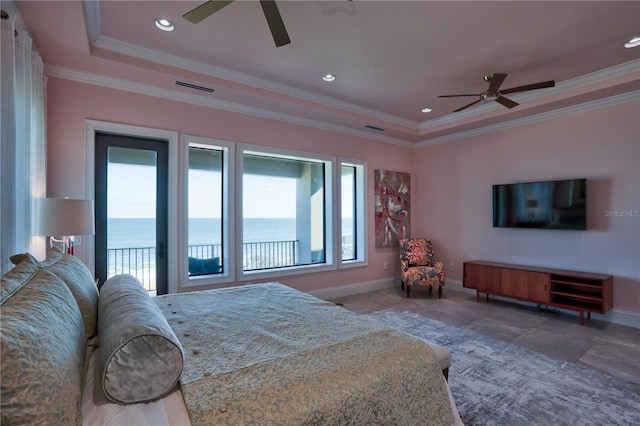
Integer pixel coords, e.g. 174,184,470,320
368,309,640,426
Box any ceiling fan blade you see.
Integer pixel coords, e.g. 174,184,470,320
496,96,519,109
487,73,507,93
438,94,480,98
260,0,291,47
453,99,483,112
501,80,555,94
183,1,234,24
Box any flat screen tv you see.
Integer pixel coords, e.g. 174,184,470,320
493,178,587,230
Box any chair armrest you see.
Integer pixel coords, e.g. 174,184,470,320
432,261,445,274
399,258,410,271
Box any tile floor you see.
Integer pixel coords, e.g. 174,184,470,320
330,286,640,385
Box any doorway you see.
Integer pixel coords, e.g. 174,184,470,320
95,133,168,295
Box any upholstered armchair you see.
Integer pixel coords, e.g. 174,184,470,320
399,238,445,298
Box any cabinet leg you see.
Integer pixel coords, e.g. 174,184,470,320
476,291,480,302
588,311,591,321
579,311,584,326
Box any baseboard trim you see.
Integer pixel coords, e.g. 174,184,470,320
605,309,640,329
310,278,396,300
443,278,475,295
446,279,639,329
310,278,640,329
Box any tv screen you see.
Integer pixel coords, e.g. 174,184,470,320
493,179,587,230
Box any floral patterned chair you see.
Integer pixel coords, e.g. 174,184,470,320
399,238,445,298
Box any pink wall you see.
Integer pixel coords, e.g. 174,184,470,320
46,78,413,293
413,101,640,314
46,77,639,316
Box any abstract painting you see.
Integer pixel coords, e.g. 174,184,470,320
374,170,410,248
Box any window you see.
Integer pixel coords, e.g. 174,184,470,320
341,165,356,261
184,136,234,284
188,146,223,275
241,149,333,273
180,139,364,287
340,159,367,266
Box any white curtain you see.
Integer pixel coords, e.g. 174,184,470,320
1,2,47,274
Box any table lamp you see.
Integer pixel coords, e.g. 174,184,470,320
36,198,95,254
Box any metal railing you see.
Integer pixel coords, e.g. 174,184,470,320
108,238,354,293
243,240,298,270
107,240,299,292
108,247,156,291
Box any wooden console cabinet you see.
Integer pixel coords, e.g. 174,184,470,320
463,260,613,325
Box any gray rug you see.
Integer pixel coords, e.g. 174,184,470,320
368,309,640,426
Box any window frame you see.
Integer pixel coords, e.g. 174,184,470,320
338,158,368,268
236,144,337,281
181,135,235,287
178,139,368,289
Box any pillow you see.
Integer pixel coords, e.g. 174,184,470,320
98,274,184,404
188,256,221,275
39,247,100,347
1,254,86,425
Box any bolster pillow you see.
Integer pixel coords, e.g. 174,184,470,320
98,274,184,404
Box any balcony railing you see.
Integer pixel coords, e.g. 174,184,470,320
108,237,353,293
107,240,299,292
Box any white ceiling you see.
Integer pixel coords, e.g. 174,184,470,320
14,0,640,145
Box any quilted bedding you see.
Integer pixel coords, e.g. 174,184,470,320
154,283,454,425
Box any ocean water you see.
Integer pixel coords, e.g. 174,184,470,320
107,218,353,248
107,217,354,290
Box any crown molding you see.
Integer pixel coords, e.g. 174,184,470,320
416,90,640,148
81,2,416,130
81,0,100,45
45,64,414,148
44,63,638,151
418,59,640,132
91,35,418,132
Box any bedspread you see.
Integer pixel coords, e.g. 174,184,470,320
155,283,454,425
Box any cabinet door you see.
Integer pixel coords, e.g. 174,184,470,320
527,272,550,303
501,269,550,303
464,263,501,293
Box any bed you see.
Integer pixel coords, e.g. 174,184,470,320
1,248,462,425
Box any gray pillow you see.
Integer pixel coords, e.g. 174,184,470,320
41,248,100,346
98,274,184,404
12,247,99,347
1,254,86,425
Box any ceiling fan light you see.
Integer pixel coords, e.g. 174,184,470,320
624,36,640,48
481,92,499,102
421,107,432,113
322,74,336,82
155,18,175,32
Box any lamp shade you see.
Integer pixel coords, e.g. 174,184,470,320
36,198,95,237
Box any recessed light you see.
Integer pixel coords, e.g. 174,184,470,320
155,18,175,32
421,107,433,113
624,36,640,48
322,74,336,82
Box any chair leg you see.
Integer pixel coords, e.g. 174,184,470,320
401,279,404,291
428,286,433,293
438,285,443,299
406,285,411,298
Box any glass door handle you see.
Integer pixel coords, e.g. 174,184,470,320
157,242,165,258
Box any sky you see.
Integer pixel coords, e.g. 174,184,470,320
108,163,353,219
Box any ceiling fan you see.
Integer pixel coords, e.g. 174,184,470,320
439,73,555,113
183,0,291,47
